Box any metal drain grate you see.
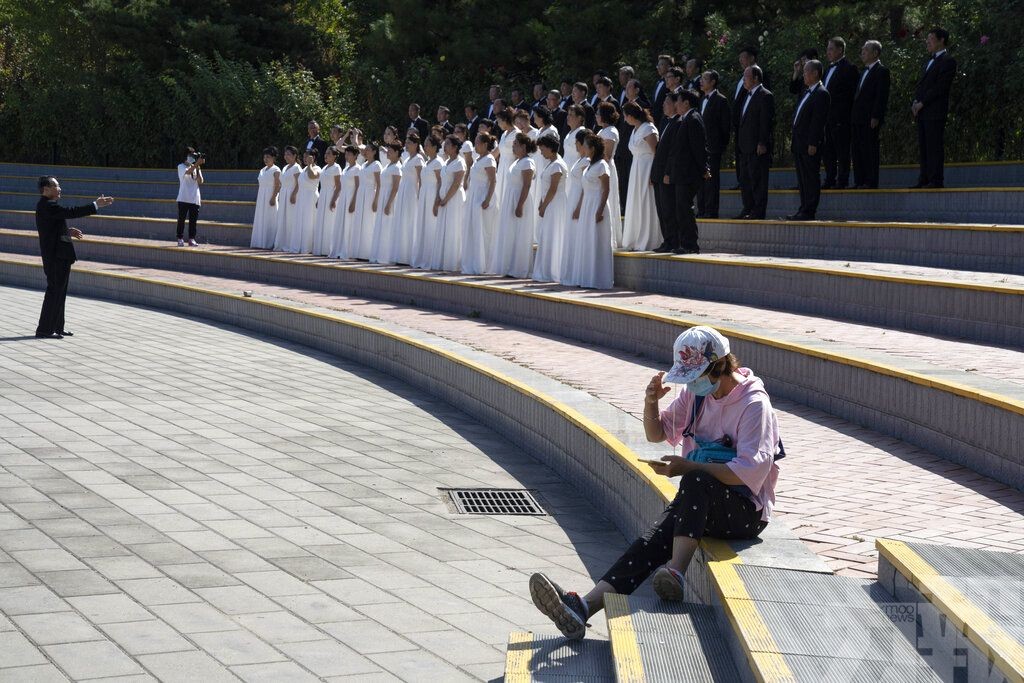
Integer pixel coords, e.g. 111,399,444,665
443,488,547,516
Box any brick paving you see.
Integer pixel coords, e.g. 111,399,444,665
4,257,1023,580
0,286,647,681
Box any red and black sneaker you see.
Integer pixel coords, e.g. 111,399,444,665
529,573,588,640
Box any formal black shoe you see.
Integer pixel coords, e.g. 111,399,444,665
34,332,63,339
731,212,752,220
58,330,74,337
682,246,701,254
653,243,673,253
785,213,812,221
671,247,688,255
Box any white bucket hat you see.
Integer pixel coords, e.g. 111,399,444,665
664,326,730,384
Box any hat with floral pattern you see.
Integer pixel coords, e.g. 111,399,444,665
664,326,730,384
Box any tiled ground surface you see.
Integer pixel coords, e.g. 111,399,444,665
0,286,642,682
5,261,1023,581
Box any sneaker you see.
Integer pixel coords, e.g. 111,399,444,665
652,565,685,601
188,239,199,247
529,573,588,640
177,239,185,247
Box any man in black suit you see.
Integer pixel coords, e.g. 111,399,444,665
684,58,703,92
731,47,761,189
667,89,709,253
304,121,329,165
651,55,674,127
405,103,430,142
485,85,502,120
436,106,455,135
789,60,830,220
559,81,573,110
820,37,858,189
571,82,597,131
34,177,114,338
531,83,547,112
464,103,481,142
851,40,891,189
509,88,527,112
618,66,634,107
545,91,569,141
911,27,955,188
651,93,681,252
697,70,731,218
736,66,775,219
593,77,621,115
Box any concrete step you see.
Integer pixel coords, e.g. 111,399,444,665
716,187,1024,224
0,210,250,245
0,191,254,223
1,241,1021,496
504,632,614,682
751,161,1024,190
0,161,254,184
0,174,256,201
878,539,1024,683
696,218,1024,275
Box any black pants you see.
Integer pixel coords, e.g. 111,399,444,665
851,123,881,188
917,117,946,186
600,471,766,595
794,147,822,217
822,119,851,187
654,182,677,247
738,152,770,218
674,182,700,251
617,153,632,214
697,152,722,218
36,257,72,336
176,202,199,240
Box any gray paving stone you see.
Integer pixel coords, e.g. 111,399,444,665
267,556,348,581
136,650,238,683
311,578,400,606
0,664,70,682
276,639,383,677
272,593,362,624
367,648,480,682
405,628,505,666
35,569,119,597
390,586,481,616
116,577,200,605
0,630,48,667
67,594,154,624
159,562,241,589
100,619,195,655
13,612,105,645
234,570,318,597
189,629,286,666
0,585,67,615
232,612,324,644
86,556,163,581
150,603,238,634
193,585,280,615
43,640,145,679
319,619,418,655
57,535,132,558
0,562,40,588
230,661,320,683
0,529,59,551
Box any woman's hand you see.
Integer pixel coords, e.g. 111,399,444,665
372,200,378,212
595,209,604,223
269,197,276,207
482,198,490,210
572,207,580,220
515,205,523,218
290,192,297,205
330,199,337,211
645,371,671,405
539,203,547,218
648,455,686,477
348,201,356,214
385,204,391,216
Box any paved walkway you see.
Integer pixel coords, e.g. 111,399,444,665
8,257,1020,579
0,286,636,682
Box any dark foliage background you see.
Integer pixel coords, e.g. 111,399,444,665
1,0,1019,168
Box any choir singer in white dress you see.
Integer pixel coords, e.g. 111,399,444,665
412,135,444,268
489,133,536,278
274,147,301,252
461,133,498,275
349,142,382,259
250,147,281,249
570,133,614,289
430,136,467,271
290,149,320,254
596,102,623,249
312,146,342,255
370,143,403,264
531,136,568,282
329,145,362,258
557,129,592,285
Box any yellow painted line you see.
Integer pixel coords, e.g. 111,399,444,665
2,234,1021,418
504,631,534,683
696,217,1024,233
877,539,1024,683
605,593,645,683
0,191,253,207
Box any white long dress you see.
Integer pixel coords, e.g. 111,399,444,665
371,162,403,264
558,157,590,285
412,157,443,268
329,162,361,258
490,157,536,278
531,157,568,282
622,122,661,251
562,126,584,173
350,160,381,259
495,129,516,202
312,162,341,255
388,154,424,265
429,156,466,271
571,159,614,289
274,163,301,251
461,154,498,275
251,165,280,249
599,126,622,248
291,165,320,254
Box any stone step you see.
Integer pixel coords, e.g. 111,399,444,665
0,191,254,223
716,187,1024,224
0,174,256,201
0,161,253,184
0,209,249,245
877,539,1024,683
751,161,1024,190
504,632,614,682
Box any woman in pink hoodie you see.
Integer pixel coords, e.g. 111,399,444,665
529,325,782,640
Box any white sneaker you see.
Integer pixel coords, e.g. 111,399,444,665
188,239,198,247
177,239,185,247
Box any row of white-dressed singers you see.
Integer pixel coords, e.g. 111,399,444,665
249,105,663,289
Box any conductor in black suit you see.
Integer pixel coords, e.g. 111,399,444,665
788,61,830,220
851,40,891,189
405,103,431,142
34,177,114,338
697,70,730,218
820,37,858,188
667,89,709,253
911,28,956,188
735,66,775,219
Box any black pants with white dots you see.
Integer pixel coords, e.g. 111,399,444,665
600,470,767,595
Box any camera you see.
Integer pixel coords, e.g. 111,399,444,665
192,151,206,160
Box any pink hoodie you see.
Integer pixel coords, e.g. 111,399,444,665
659,367,779,522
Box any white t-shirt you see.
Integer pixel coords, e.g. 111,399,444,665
177,163,201,206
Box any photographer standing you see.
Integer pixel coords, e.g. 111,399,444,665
176,147,204,247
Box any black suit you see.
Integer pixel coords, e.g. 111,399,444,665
304,136,329,165
35,197,96,336
651,116,679,246
467,116,481,144
667,110,709,250
697,90,730,218
736,86,775,218
406,117,430,142
821,57,858,187
851,62,891,188
731,78,749,186
652,79,669,127
791,84,830,217
438,120,455,136
914,51,956,186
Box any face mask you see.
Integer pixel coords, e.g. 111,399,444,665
687,374,719,396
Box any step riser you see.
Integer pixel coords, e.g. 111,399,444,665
716,191,1024,225
698,221,1024,276
1,163,253,183
759,164,1024,189
0,213,249,246
2,239,1019,492
0,194,254,224
0,178,256,201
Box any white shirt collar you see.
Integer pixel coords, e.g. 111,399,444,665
932,49,946,59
